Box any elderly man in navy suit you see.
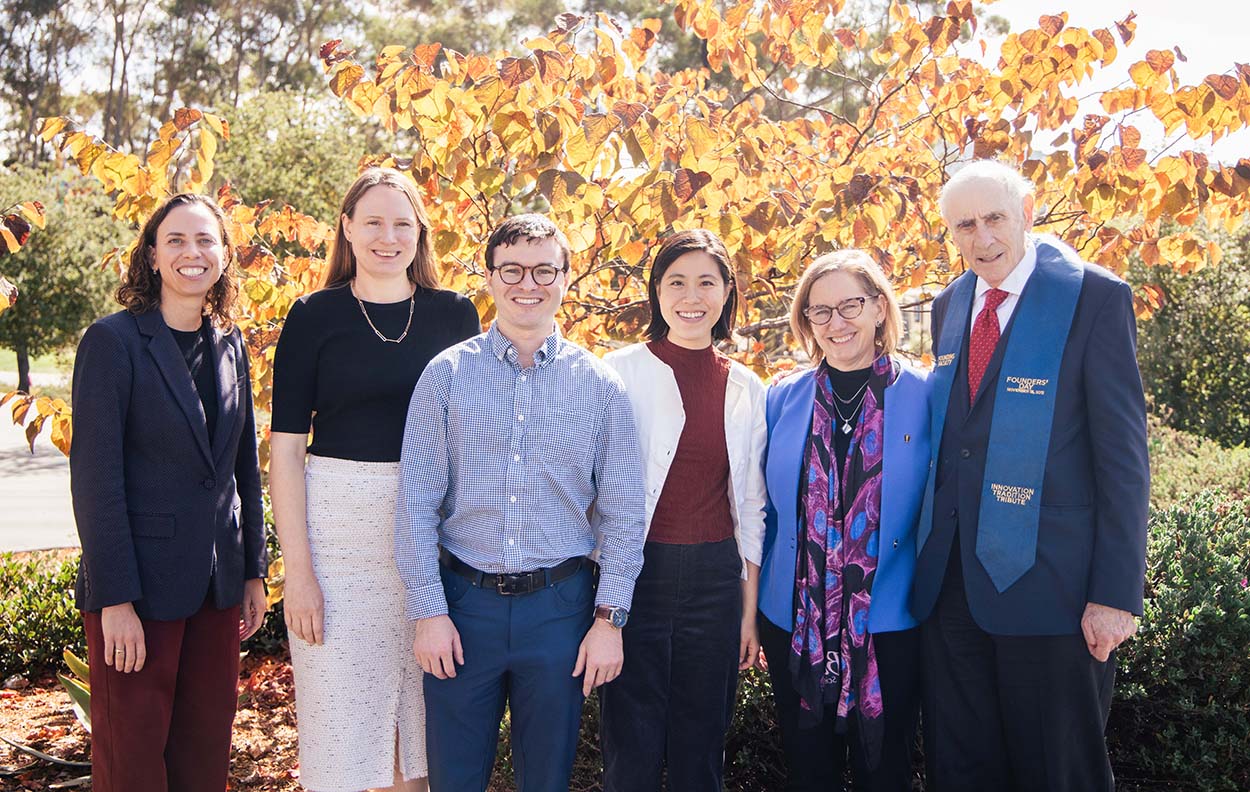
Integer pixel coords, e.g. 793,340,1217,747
910,159,1149,791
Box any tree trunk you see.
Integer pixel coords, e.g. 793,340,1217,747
15,342,31,394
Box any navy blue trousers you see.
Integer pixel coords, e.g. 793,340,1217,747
424,563,594,792
599,538,743,792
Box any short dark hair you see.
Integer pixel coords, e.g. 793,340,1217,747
116,193,238,330
484,214,571,271
645,229,738,342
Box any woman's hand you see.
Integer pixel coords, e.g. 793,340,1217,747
739,612,761,671
239,578,268,640
101,602,146,673
283,566,325,645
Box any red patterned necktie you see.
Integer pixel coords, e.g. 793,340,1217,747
968,288,1009,404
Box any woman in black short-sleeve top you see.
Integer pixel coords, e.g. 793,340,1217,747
269,167,479,792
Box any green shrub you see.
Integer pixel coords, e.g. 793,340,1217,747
1110,490,1250,792
1133,234,1250,448
1148,416,1250,510
0,551,84,679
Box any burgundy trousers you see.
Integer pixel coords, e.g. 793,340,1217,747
83,597,242,792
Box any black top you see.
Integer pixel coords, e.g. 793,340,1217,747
270,282,481,462
170,322,218,439
825,362,872,474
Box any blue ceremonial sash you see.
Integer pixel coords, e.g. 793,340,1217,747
917,238,1084,592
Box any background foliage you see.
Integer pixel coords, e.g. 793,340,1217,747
0,166,121,393
1133,232,1250,448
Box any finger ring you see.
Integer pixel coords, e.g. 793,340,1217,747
115,649,125,654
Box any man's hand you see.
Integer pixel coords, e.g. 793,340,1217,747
414,615,463,679
101,602,146,673
239,578,268,641
1081,602,1137,662
573,618,623,696
283,567,325,645
739,613,761,671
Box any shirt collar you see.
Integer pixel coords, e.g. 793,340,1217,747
487,322,561,369
975,237,1037,300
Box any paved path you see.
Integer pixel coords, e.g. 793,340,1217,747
0,372,79,552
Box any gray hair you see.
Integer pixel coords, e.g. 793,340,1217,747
938,160,1036,224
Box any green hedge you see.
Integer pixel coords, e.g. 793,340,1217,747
0,552,84,679
1148,415,1250,510
1110,490,1250,792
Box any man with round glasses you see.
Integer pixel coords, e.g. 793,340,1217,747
395,213,645,791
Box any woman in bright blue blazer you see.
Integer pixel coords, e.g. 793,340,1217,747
758,249,931,792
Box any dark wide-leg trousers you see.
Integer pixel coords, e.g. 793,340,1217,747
920,548,1117,792
759,614,921,792
83,596,242,792
600,538,743,792
424,563,595,792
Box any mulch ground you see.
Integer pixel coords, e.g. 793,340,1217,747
0,654,302,791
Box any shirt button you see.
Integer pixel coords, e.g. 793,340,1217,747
514,454,521,462
520,375,527,382
518,415,525,422
508,538,515,546
510,495,517,503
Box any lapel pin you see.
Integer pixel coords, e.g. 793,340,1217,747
904,433,911,443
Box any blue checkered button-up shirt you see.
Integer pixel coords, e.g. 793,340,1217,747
396,324,646,621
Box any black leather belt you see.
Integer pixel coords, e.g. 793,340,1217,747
439,548,589,596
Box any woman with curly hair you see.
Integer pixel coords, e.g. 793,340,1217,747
70,192,268,792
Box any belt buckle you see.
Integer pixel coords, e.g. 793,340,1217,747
495,574,526,596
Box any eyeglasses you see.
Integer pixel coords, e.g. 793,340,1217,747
491,263,566,286
802,296,869,325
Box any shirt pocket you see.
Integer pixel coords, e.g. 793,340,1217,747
532,407,597,475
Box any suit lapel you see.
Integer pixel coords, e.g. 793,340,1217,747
209,325,239,464
137,311,214,467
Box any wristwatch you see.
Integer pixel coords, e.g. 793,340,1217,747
594,605,629,629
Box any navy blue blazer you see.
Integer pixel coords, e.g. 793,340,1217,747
910,260,1149,635
759,359,932,634
70,309,266,621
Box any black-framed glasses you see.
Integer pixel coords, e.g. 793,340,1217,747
491,263,566,286
803,296,868,325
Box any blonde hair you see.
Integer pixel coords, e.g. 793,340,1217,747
789,249,903,363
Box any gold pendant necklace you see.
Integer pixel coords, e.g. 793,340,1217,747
353,282,415,344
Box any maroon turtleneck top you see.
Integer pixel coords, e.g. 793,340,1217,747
646,336,735,545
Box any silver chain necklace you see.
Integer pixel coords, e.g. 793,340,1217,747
831,388,868,435
831,378,870,405
353,282,415,344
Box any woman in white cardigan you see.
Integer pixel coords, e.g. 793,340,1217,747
599,229,767,791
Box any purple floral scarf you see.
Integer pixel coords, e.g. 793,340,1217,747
789,353,898,768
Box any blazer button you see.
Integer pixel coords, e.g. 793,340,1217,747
960,448,971,459
949,508,957,519
892,539,899,549
202,478,216,490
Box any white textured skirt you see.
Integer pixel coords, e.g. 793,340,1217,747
290,455,425,791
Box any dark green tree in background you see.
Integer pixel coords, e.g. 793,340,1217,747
213,90,370,225
1135,231,1250,448
0,166,121,392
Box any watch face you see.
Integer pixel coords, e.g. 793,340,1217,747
610,608,628,628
